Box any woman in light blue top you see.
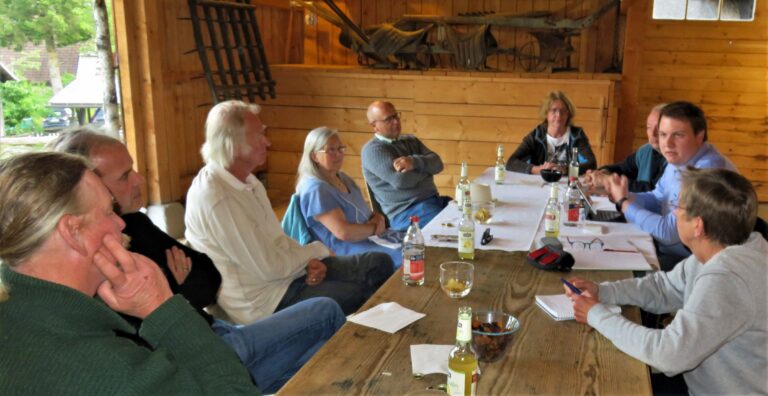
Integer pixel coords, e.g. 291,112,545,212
296,127,402,268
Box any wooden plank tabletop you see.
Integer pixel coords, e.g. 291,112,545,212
279,247,652,395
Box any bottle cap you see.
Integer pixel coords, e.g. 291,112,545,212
410,215,419,223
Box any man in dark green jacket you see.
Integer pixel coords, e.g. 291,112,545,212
0,152,258,395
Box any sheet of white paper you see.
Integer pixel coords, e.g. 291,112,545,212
410,344,454,375
368,235,401,250
348,302,426,334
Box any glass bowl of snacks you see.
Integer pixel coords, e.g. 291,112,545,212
471,311,520,362
471,200,495,224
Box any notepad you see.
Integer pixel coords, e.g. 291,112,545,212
535,294,621,321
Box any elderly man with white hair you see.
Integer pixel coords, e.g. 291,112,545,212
185,100,393,324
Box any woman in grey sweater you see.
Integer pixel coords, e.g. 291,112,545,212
566,167,767,395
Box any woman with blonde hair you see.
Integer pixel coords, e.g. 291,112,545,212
506,90,597,175
296,127,401,268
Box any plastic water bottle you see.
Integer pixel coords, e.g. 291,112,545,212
565,183,582,225
402,216,425,286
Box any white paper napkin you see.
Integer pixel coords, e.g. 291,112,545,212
410,344,454,375
347,302,425,334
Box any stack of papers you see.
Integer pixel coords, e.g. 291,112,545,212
535,294,621,321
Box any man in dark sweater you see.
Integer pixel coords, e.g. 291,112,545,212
50,128,346,393
0,152,258,394
584,104,667,193
361,100,448,230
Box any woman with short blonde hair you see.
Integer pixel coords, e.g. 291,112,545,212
506,90,597,175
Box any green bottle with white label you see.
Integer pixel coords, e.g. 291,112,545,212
458,188,475,260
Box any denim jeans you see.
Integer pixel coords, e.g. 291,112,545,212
275,252,394,315
390,195,450,231
211,297,345,393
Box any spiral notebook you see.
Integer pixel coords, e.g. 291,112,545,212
535,294,621,321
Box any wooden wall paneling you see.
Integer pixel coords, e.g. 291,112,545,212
578,0,597,72
345,0,362,65
257,66,619,204
615,0,646,161
514,0,534,73
564,0,583,70
303,4,319,64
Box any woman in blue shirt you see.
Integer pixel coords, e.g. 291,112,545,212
296,127,402,268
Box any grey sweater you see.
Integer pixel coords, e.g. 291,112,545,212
588,233,768,395
361,135,443,220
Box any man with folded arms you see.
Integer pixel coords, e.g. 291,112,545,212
50,128,346,393
567,168,767,395
0,152,257,394
604,101,735,270
185,100,393,323
361,100,448,230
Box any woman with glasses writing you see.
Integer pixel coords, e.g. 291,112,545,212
295,127,402,269
506,90,597,175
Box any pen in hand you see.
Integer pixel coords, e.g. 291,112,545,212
560,277,582,295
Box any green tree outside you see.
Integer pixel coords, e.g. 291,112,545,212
0,0,94,93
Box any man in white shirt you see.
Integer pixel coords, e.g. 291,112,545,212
185,100,394,324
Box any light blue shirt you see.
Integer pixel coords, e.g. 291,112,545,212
626,143,736,258
298,174,402,268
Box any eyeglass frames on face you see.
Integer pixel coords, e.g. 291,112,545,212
377,112,401,124
316,145,347,155
565,237,604,250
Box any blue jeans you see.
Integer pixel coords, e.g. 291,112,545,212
391,195,450,231
275,252,394,315
211,297,345,393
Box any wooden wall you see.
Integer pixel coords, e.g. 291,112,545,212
302,0,619,73
619,0,767,200
112,0,302,204
255,65,619,204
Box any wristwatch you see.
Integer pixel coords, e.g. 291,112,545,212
615,197,629,212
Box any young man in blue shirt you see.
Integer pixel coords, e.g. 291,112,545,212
604,101,736,270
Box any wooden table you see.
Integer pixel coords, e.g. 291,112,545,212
279,247,652,395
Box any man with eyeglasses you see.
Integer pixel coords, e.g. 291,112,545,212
603,101,736,270
362,101,448,231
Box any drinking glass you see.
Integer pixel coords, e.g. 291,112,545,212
440,261,474,298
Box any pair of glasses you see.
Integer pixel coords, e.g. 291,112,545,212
377,112,401,124
316,145,347,155
565,237,604,250
480,228,493,246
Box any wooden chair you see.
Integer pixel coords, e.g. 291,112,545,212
364,181,391,229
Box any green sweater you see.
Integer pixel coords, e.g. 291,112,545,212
0,265,259,395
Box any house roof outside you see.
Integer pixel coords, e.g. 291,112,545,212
48,56,108,108
0,44,79,83
0,62,18,82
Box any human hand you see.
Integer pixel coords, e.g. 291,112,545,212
604,173,629,203
94,234,173,319
370,213,387,235
563,277,599,300
166,246,192,285
583,170,607,187
305,259,327,286
572,291,599,324
393,156,414,173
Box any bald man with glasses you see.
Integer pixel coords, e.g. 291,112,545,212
361,101,448,231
